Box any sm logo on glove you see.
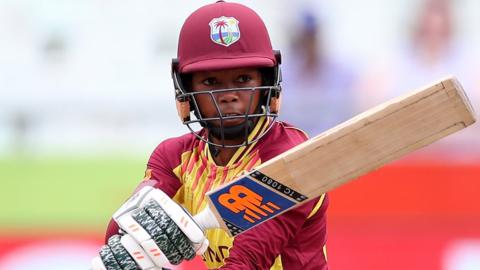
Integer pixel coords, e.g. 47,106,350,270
218,185,280,223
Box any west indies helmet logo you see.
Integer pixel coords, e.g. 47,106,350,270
209,16,240,47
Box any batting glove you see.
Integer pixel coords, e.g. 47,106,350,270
91,186,209,270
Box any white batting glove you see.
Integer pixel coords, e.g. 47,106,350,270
92,186,209,270
91,234,162,270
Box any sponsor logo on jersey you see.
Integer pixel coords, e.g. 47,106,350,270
202,245,230,264
209,16,240,47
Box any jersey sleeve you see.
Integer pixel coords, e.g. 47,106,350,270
143,138,184,196
104,137,185,242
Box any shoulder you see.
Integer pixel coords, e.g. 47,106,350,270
266,120,309,144
256,120,309,161
154,132,197,153
277,120,310,140
149,131,201,168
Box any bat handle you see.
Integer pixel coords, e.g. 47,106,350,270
193,205,221,231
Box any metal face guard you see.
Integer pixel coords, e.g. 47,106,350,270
178,86,280,148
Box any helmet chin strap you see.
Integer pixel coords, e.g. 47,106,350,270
206,120,255,157
207,119,255,141
205,118,255,157
204,101,264,148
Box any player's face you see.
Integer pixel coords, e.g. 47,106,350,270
191,68,263,127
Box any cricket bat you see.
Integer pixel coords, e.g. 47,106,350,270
193,76,476,237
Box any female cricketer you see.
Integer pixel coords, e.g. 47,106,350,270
93,1,328,269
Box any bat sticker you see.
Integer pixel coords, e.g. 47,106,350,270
208,173,306,235
249,170,308,202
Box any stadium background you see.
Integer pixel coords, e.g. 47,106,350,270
0,0,479,269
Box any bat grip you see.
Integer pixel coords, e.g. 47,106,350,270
193,205,221,231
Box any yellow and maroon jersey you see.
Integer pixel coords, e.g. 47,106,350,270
106,117,328,269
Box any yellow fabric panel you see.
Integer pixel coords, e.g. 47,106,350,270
323,244,328,261
175,147,263,268
270,256,283,270
171,117,293,269
306,193,326,219
202,228,234,268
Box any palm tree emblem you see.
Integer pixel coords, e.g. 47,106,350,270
214,20,228,45
209,16,240,47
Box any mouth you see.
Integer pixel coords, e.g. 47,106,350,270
209,112,246,127
222,113,243,118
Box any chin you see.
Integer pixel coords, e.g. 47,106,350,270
213,119,246,127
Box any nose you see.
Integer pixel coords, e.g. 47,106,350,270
216,90,239,104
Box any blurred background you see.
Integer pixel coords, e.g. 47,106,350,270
0,0,479,269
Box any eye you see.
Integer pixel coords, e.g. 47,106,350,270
237,75,252,83
202,77,217,86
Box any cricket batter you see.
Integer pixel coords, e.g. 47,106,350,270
93,1,328,269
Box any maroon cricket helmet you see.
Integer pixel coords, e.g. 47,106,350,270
175,0,278,73
171,1,282,148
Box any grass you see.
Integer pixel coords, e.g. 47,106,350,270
0,155,147,232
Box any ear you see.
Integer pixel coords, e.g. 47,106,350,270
176,99,191,122
269,93,282,114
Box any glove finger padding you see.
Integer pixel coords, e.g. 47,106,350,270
99,245,123,270
120,234,156,270
107,235,138,270
139,187,209,255
144,199,196,260
132,208,183,265
113,186,208,255
116,214,169,267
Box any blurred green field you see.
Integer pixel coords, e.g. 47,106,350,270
0,155,147,232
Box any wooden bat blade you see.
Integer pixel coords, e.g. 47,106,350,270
193,76,476,237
